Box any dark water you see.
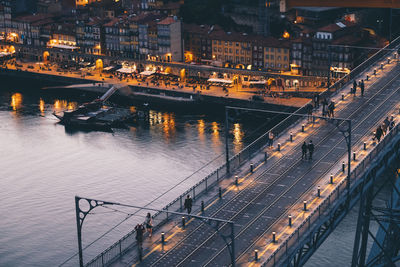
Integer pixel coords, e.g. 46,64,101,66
0,80,276,267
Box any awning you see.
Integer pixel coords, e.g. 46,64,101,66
48,44,78,50
140,70,155,76
117,67,135,74
249,80,267,85
207,78,232,84
103,66,115,71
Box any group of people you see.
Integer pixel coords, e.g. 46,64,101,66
352,79,365,97
302,140,315,160
135,195,193,250
374,116,396,142
321,98,336,118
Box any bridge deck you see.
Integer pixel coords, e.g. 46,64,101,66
109,52,400,267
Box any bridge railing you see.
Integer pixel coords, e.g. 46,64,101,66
262,120,400,267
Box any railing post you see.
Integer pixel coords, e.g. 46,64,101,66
205,176,208,192
193,187,196,200
180,195,183,211
101,252,104,267
119,241,122,256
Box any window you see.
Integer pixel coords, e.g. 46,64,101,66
270,55,274,60
265,47,269,52
236,49,239,54
266,55,269,59
278,48,281,53
225,48,228,53
229,48,232,53
271,48,274,52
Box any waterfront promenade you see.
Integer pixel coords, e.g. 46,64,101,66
100,49,400,266
1,60,316,108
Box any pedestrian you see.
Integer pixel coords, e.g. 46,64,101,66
308,140,314,160
353,80,357,96
135,223,145,247
313,94,319,108
375,125,383,142
184,195,193,214
301,141,308,160
328,101,335,118
268,131,274,148
306,103,313,122
360,80,365,97
145,212,153,237
389,119,395,131
321,98,328,117
382,122,388,135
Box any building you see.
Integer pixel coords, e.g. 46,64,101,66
183,24,214,62
210,30,252,68
76,16,104,55
209,28,290,71
311,21,362,77
157,16,182,62
291,28,314,75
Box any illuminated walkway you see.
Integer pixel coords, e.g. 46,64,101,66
107,53,400,266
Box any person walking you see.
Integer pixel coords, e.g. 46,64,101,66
328,101,335,118
268,131,274,148
389,119,395,131
301,141,308,160
184,195,193,214
321,98,328,117
353,80,357,96
145,213,153,237
306,103,313,122
375,125,383,142
360,80,365,96
313,94,320,108
135,223,145,246
308,140,315,160
135,223,145,261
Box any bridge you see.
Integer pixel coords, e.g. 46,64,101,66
73,36,400,267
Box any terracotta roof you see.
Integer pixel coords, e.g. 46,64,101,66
209,29,290,48
317,21,356,33
14,13,54,23
157,16,177,25
331,34,362,45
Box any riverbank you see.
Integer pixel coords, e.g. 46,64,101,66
0,62,310,112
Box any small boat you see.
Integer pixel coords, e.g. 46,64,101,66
53,85,132,131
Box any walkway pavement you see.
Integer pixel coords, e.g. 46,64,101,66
105,52,400,266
